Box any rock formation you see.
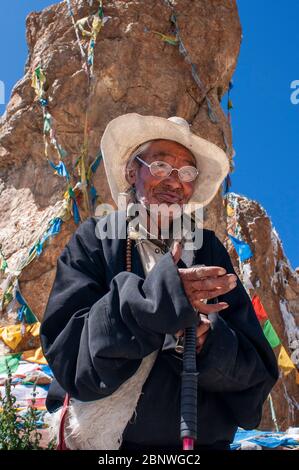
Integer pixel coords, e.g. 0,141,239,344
225,192,299,430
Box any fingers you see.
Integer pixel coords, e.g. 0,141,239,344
174,329,184,338
175,317,210,340
171,241,182,265
196,316,211,352
196,318,211,337
181,273,237,309
191,284,237,301
193,300,229,314
190,273,237,291
196,330,209,353
175,317,211,354
178,266,227,281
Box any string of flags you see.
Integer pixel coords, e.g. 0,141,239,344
31,65,82,225
224,193,299,429
75,2,107,77
30,2,109,226
66,0,105,219
0,316,53,429
65,0,110,78
65,0,109,217
151,1,233,164
0,211,70,327
0,345,53,425
225,193,298,385
0,0,106,371
223,80,234,195
155,1,235,199
65,0,87,63
0,346,48,377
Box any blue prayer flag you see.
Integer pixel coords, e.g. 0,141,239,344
49,160,70,181
72,199,80,225
228,234,253,262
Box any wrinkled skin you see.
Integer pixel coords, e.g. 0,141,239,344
126,139,197,207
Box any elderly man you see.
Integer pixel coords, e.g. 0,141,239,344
40,114,278,451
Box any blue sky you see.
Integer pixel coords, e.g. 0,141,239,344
0,1,298,268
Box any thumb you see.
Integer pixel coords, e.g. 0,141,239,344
171,241,182,264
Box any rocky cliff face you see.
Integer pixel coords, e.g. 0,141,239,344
225,192,299,429
0,0,297,431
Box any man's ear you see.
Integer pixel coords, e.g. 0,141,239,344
125,161,137,185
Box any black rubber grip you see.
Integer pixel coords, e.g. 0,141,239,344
180,325,199,440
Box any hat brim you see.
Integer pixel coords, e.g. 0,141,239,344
100,113,229,209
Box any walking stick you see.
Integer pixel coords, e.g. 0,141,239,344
180,324,199,450
179,262,204,450
179,265,214,451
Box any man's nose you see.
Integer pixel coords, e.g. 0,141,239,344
163,169,182,187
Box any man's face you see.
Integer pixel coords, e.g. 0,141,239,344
127,139,197,207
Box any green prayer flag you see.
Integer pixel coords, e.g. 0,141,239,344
263,319,281,348
164,37,179,46
0,354,21,375
35,66,41,80
228,99,233,110
3,290,13,305
24,306,38,325
0,245,8,271
68,187,75,198
0,259,8,271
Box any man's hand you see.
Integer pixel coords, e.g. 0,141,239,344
178,265,237,314
171,241,237,314
175,314,211,353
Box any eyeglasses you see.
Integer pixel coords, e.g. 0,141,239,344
135,156,199,182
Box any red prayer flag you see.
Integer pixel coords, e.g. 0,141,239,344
252,295,269,322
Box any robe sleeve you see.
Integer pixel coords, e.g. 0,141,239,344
40,217,198,401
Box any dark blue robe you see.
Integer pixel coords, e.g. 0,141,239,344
40,212,278,450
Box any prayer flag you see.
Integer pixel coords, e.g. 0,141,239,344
263,320,281,349
278,345,296,376
0,354,21,376
252,295,269,322
228,234,253,262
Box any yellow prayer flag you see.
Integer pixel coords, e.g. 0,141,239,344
0,323,40,350
21,346,47,365
28,322,40,337
0,324,23,350
226,204,235,217
91,16,103,37
278,345,296,376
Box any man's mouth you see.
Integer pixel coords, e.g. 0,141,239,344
153,191,183,204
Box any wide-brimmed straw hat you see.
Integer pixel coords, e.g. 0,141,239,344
100,113,229,209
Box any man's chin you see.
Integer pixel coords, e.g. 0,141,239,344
153,195,184,205
135,195,186,219
148,202,184,220
149,195,184,206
